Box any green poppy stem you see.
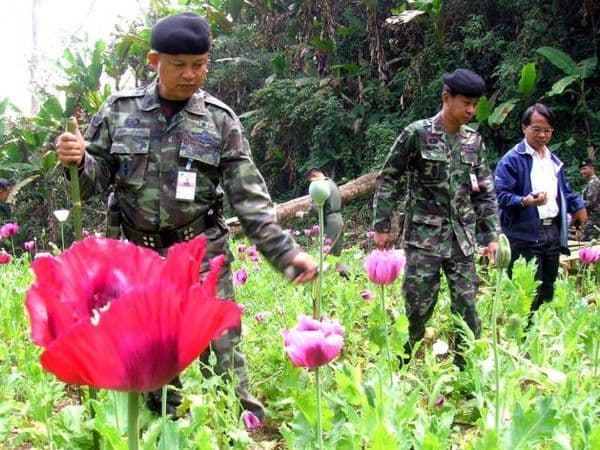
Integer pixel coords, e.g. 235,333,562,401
65,117,83,242
128,391,139,450
162,385,168,443
89,387,99,450
313,205,325,318
379,284,393,386
314,367,323,450
492,268,504,432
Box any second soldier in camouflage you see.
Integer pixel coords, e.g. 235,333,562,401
372,68,499,369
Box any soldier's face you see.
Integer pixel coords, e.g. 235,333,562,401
580,166,593,179
444,93,478,125
148,52,210,100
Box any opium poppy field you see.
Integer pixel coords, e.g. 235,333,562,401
0,224,599,449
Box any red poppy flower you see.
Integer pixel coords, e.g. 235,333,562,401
25,236,241,392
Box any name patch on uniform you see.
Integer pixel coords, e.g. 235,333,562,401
470,173,480,192
176,170,197,201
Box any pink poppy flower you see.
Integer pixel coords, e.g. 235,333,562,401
364,249,406,285
304,229,312,237
579,247,600,264
24,241,35,251
324,237,333,246
311,225,320,235
0,251,11,264
83,229,90,238
237,244,246,253
242,410,261,430
323,245,331,254
247,245,259,262
367,230,375,239
255,312,266,323
293,230,301,237
25,235,241,392
0,222,19,238
282,315,344,369
234,268,248,286
360,290,373,301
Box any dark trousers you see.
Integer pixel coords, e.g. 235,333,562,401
507,221,561,313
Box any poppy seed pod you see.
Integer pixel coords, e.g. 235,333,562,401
495,234,511,269
309,179,330,206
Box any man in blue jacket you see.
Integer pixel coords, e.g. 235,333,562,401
495,103,587,315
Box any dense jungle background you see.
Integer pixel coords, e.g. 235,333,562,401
1,0,599,250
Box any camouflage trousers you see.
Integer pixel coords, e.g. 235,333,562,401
145,225,264,418
402,242,481,366
325,212,344,257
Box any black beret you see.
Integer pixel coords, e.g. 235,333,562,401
580,158,595,169
150,13,210,55
442,68,486,97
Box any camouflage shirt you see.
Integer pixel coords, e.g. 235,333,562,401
373,113,499,257
583,174,600,238
78,79,299,270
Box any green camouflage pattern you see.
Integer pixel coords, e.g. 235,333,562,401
582,174,600,240
373,113,499,257
374,112,497,367
403,242,481,356
79,79,299,272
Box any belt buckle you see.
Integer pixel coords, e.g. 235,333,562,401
541,218,553,226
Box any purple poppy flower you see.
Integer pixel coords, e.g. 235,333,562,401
311,225,320,235
234,268,248,285
360,290,373,301
364,249,406,285
282,315,344,369
323,245,331,254
237,244,246,253
24,241,35,251
579,247,600,264
0,222,19,238
242,410,261,430
325,237,333,246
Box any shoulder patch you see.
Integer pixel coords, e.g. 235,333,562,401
204,93,236,119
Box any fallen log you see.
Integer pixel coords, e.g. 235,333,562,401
227,171,378,236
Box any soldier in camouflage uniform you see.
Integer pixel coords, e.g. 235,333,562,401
372,69,499,369
580,158,599,241
55,13,317,419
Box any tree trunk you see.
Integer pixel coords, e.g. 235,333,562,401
227,171,378,236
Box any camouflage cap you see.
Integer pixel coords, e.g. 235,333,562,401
580,158,595,169
150,13,210,55
442,68,485,97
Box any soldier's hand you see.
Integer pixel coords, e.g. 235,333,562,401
56,117,86,167
485,241,498,263
295,211,306,219
287,252,318,283
572,208,588,229
373,231,391,250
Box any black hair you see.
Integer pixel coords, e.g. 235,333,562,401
306,167,324,178
522,103,555,128
0,178,14,190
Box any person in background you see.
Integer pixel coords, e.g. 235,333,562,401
495,103,587,318
373,68,499,369
299,167,350,278
55,12,317,419
579,158,599,241
0,178,14,220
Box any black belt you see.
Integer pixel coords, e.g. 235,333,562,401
122,213,213,249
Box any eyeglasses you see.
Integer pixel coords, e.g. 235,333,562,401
527,126,554,134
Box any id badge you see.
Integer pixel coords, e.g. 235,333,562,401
470,173,480,192
176,170,197,201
